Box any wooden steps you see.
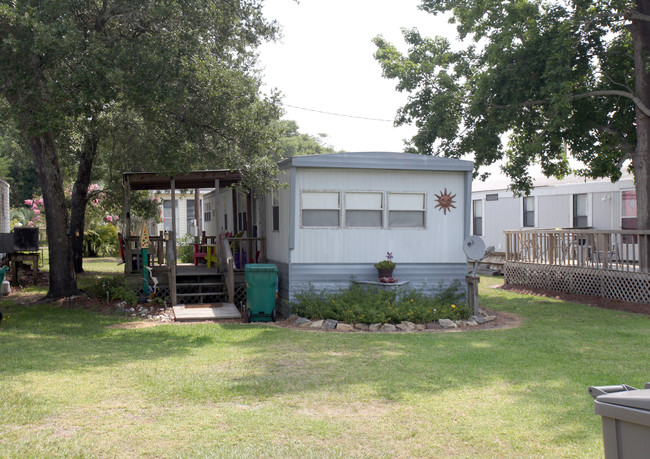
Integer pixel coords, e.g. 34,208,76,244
172,303,242,321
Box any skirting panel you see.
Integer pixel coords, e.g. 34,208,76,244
504,262,650,304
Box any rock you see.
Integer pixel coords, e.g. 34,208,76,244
439,318,457,329
414,324,426,331
286,314,299,324
486,315,497,322
369,323,382,332
466,320,479,326
322,319,338,330
310,320,324,328
470,315,489,324
380,323,397,332
354,323,370,331
396,321,415,332
295,317,311,326
113,307,130,315
337,323,354,332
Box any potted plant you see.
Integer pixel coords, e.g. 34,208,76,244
374,252,396,279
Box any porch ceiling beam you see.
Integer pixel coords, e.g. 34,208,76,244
124,170,242,191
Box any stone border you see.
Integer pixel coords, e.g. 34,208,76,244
283,309,500,333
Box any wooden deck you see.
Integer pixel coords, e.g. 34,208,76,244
172,303,242,321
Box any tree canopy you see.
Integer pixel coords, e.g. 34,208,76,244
374,0,650,232
0,0,283,296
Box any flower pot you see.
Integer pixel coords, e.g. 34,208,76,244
377,268,394,279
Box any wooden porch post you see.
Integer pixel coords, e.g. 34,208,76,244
195,188,201,238
170,178,177,305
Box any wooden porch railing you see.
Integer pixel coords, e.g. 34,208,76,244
221,236,266,269
505,229,650,273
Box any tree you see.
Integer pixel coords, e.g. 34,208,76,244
274,120,338,160
373,0,649,234
1,1,282,298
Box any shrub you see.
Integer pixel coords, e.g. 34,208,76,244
83,275,139,306
83,224,119,257
177,234,196,264
290,281,470,324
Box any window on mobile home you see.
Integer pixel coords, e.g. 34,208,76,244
186,199,202,237
523,197,535,227
301,191,340,227
204,201,212,222
345,192,383,227
272,191,280,231
621,191,637,230
573,194,588,228
388,193,425,228
473,200,482,236
162,200,179,232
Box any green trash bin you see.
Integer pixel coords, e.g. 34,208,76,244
245,264,278,322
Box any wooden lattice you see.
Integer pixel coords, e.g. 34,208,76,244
505,262,650,304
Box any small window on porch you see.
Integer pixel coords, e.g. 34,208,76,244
388,193,425,228
573,194,588,228
523,197,535,227
301,191,340,227
345,192,383,228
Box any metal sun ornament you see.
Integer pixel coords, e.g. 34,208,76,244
434,188,457,215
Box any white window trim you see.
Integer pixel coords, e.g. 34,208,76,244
387,192,427,229
344,191,384,229
300,190,341,228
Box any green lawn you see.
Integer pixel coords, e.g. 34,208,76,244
1,273,648,457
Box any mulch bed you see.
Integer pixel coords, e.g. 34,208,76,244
497,283,650,315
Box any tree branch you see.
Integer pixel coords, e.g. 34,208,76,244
490,89,650,117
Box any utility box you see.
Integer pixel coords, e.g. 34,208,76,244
589,384,650,459
13,228,39,251
245,264,278,322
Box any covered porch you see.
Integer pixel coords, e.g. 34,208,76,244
504,228,650,303
122,170,267,308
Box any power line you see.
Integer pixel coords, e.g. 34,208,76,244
284,104,395,122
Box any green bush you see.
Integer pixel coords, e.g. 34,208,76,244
177,234,196,264
84,224,119,257
83,275,139,306
290,281,470,324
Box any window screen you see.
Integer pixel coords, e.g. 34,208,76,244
301,191,340,227
388,193,425,228
272,191,280,231
345,192,382,227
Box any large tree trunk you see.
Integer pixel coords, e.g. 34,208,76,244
70,131,99,273
631,0,650,270
30,132,79,298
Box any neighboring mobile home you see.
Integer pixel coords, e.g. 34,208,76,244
471,173,637,251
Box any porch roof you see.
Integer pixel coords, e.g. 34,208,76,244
124,170,242,191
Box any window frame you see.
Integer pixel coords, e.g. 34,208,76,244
300,190,341,228
573,193,588,228
387,192,426,229
344,191,384,228
472,199,483,236
523,196,535,228
621,190,638,230
272,191,280,232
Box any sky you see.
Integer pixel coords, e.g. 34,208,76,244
258,0,457,153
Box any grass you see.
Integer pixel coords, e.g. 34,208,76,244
1,272,649,457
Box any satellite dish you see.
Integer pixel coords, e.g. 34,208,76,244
463,235,487,260
463,235,487,276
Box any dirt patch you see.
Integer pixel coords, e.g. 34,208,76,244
497,283,650,315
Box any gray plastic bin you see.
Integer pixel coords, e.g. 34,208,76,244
589,384,650,459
